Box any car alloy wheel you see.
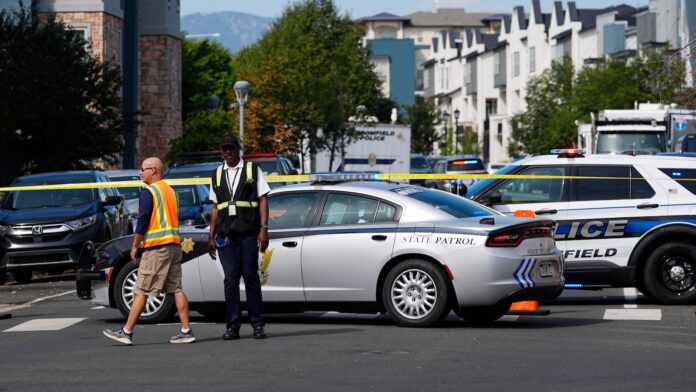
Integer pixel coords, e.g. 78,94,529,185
121,268,167,317
390,269,438,320
382,259,450,327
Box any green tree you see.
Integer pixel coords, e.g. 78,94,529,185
406,96,440,155
508,58,576,157
458,126,481,156
167,38,236,162
0,4,123,185
572,48,687,122
233,0,385,171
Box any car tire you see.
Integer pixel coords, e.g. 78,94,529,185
453,301,510,325
643,242,696,305
382,259,450,327
12,270,32,284
113,262,175,323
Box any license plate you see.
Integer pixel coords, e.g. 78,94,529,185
539,261,556,278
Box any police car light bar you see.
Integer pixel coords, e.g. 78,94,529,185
309,173,380,182
549,148,585,158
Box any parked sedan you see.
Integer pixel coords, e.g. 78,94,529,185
77,175,564,326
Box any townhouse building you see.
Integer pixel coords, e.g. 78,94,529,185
0,0,182,169
426,0,696,164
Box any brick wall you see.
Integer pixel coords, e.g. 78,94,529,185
51,12,122,63
138,35,182,163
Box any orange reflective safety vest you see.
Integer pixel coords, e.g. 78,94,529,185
141,180,180,249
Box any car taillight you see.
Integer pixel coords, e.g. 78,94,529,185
486,225,553,247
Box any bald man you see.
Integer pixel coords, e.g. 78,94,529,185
103,157,195,345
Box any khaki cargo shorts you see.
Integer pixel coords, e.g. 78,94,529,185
135,243,183,296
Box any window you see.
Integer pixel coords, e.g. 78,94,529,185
464,62,471,84
269,192,318,229
370,57,390,97
659,168,696,196
393,187,492,218
417,30,424,43
379,30,397,39
103,25,110,59
528,46,536,73
494,51,501,75
512,51,520,77
575,166,654,201
319,193,392,226
493,166,567,204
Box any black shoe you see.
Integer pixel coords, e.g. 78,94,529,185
253,325,266,339
222,327,240,340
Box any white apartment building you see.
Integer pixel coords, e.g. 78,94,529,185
427,0,655,164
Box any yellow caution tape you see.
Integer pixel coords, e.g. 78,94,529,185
0,173,693,192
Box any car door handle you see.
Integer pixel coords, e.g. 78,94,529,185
637,203,659,209
282,241,297,248
371,235,388,241
534,209,558,215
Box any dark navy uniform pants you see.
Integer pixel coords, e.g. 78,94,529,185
217,231,265,329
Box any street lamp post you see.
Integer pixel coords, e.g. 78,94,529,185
454,109,460,155
442,112,450,155
233,80,251,151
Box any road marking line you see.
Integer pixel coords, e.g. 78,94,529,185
603,309,662,321
2,318,87,332
91,306,106,310
26,290,76,305
0,305,30,314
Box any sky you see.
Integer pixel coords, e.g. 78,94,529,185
181,0,650,19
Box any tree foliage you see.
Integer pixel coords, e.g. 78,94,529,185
406,96,440,155
233,0,385,171
0,4,124,185
509,48,687,156
508,58,575,157
167,38,236,162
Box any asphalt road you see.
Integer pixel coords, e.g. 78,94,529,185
1,279,695,391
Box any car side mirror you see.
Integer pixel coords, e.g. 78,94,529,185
99,195,122,208
450,183,468,197
478,191,501,206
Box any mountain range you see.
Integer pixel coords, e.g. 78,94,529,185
181,11,274,53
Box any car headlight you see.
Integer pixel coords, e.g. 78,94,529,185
66,214,97,230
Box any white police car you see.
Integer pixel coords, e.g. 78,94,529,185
79,173,564,327
466,149,696,304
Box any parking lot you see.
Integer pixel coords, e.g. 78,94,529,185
1,277,695,391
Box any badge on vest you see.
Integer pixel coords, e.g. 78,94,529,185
228,205,237,216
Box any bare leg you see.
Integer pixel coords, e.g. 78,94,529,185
174,291,190,330
124,293,146,331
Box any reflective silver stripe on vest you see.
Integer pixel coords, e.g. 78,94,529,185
142,228,180,241
216,162,257,211
146,184,167,228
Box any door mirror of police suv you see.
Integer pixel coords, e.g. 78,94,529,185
479,190,502,206
450,183,468,197
99,195,122,209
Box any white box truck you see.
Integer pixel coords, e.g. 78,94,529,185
577,103,696,154
313,123,411,174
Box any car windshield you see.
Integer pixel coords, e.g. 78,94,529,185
447,158,485,171
2,188,96,210
109,176,142,200
392,187,493,218
165,165,218,179
596,132,665,155
254,161,279,175
172,185,199,207
410,157,430,170
466,164,518,198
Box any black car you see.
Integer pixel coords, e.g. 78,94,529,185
0,171,129,284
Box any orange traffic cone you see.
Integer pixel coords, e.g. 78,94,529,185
507,301,550,316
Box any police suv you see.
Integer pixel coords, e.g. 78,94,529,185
466,149,696,304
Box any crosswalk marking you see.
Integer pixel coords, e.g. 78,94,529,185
603,309,662,321
3,318,87,332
